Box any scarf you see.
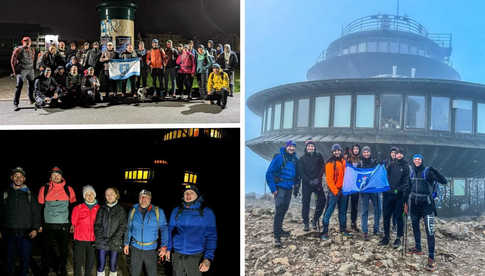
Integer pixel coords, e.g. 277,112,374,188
85,200,98,209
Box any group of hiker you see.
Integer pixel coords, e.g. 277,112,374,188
11,36,238,110
0,166,217,276
266,140,447,271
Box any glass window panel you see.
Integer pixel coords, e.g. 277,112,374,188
143,170,148,180
453,99,472,134
343,48,349,55
399,43,408,54
356,95,375,128
431,97,450,131
274,103,282,130
266,106,273,131
128,171,132,180
418,49,425,56
133,170,137,179
262,107,267,132
334,95,351,127
283,100,294,129
478,103,485,134
406,96,426,128
314,96,330,128
378,41,388,52
125,171,129,180
368,42,377,52
350,45,357,53
184,173,189,183
453,179,466,196
358,42,366,53
390,42,398,53
380,95,402,129
409,45,417,55
297,98,310,127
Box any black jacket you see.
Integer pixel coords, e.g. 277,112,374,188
295,149,324,193
34,75,58,97
85,48,101,68
385,158,410,194
409,164,447,198
358,157,377,169
94,203,127,252
0,186,41,233
217,51,238,71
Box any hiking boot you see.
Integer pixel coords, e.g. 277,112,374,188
280,230,291,237
320,233,329,240
312,220,318,231
363,233,369,241
378,238,389,246
425,258,436,271
392,238,401,249
13,104,19,111
392,224,397,233
341,231,352,237
351,223,360,232
407,247,424,255
303,224,310,232
274,238,282,248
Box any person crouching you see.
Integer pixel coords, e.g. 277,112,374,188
207,64,230,109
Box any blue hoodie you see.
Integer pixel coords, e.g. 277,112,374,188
266,147,298,193
124,204,168,250
168,197,217,260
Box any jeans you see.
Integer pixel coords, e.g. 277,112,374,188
73,240,95,276
196,72,208,98
130,247,158,276
172,251,203,276
209,89,228,107
383,192,405,239
360,193,380,234
273,187,292,239
410,199,436,259
322,191,348,232
164,67,177,94
97,249,119,273
14,70,35,105
224,70,235,95
301,183,326,226
6,231,32,276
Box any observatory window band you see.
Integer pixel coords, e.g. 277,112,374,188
380,95,402,129
453,179,466,197
274,103,282,130
266,106,273,132
431,97,450,131
333,95,351,127
406,96,426,129
453,99,473,134
283,100,294,129
477,103,485,134
356,95,375,128
314,96,330,128
297,98,310,128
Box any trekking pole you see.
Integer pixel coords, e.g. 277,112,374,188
402,203,408,258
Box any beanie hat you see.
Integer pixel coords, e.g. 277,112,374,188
82,185,96,198
197,44,205,49
139,189,152,197
11,167,26,176
152,39,159,44
285,140,296,148
390,146,400,153
212,63,221,69
50,166,63,176
331,144,342,152
208,40,214,44
413,154,424,161
362,146,371,153
183,184,200,196
305,138,315,149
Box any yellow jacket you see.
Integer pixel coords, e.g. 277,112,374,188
207,71,229,94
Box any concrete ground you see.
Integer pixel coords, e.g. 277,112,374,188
0,77,240,125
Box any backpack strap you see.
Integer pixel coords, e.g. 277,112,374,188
154,206,160,225
44,184,71,203
129,207,136,222
409,165,414,178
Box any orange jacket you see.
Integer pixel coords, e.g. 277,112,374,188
146,48,166,69
325,158,346,196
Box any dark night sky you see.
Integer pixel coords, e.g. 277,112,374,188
0,128,240,275
2,0,240,41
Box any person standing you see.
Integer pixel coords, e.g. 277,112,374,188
407,154,447,271
57,41,68,67
176,45,196,100
94,188,127,276
85,42,102,75
99,42,118,98
163,40,179,98
294,139,325,231
66,42,78,63
71,185,100,276
120,44,138,97
77,42,90,69
123,190,168,276
38,167,77,276
0,167,41,276
11,36,36,109
347,144,361,232
265,141,298,248
136,41,148,90
379,147,409,248
221,44,238,97
321,144,352,240
41,45,59,71
195,44,213,100
206,40,217,58
146,39,166,98
166,184,217,276
358,146,381,240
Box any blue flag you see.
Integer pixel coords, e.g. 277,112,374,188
342,164,390,195
108,58,140,80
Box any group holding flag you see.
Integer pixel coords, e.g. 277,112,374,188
266,140,447,272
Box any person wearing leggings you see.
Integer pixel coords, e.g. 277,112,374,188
94,188,127,276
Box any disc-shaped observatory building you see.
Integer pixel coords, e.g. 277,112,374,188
247,14,485,216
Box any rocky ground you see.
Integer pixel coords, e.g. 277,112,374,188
245,194,485,276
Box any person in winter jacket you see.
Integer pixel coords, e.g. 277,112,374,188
77,42,90,69
57,41,68,67
38,166,76,276
266,140,298,248
99,42,118,98
195,44,213,99
321,144,352,240
120,44,138,97
407,154,447,271
81,67,101,105
146,39,166,98
220,44,238,97
41,45,59,71
66,42,78,64
358,146,381,240
71,185,100,276
11,36,36,109
164,40,179,97
166,184,217,275
0,167,41,276
175,43,185,96
379,146,410,248
94,188,127,276
84,41,102,75
66,55,83,74
123,190,168,276
294,139,326,231
34,67,63,108
136,41,148,89
207,63,230,108
206,40,217,58
346,144,361,232
176,44,196,100
65,65,82,106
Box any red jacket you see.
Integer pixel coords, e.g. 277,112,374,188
146,48,166,69
176,52,196,74
71,203,100,241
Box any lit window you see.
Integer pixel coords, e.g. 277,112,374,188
184,173,189,183
283,100,294,129
406,96,426,129
125,171,129,179
128,171,132,180
143,170,148,180
211,129,215,137
194,128,199,137
431,97,449,131
177,130,182,138
266,106,273,131
478,103,485,134
189,128,193,137
273,103,281,130
453,99,472,134
356,95,375,128
138,170,143,180
333,95,351,127
296,98,310,127
314,96,329,128
380,95,402,129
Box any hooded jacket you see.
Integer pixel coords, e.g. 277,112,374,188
196,50,213,74
296,144,325,190
266,147,298,193
71,202,100,241
207,70,230,93
385,158,410,194
325,156,346,196
164,47,179,68
94,202,127,252
38,180,76,224
176,51,196,74
0,184,41,232
124,204,168,251
168,197,217,260
218,46,238,71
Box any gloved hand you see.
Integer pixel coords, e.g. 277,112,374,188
293,190,300,198
394,189,398,194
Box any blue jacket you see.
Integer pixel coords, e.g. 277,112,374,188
168,198,217,260
266,147,298,193
124,204,168,251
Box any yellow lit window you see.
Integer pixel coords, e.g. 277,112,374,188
189,128,193,137
184,173,189,183
143,170,148,180
178,130,182,138
189,174,194,183
138,170,143,180
125,171,129,180
193,174,197,183
194,128,199,137
128,171,133,180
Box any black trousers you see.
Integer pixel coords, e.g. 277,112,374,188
176,72,184,95
301,183,326,226
14,70,35,105
164,67,177,94
73,240,95,276
130,247,158,276
350,193,359,225
122,76,137,95
137,66,148,88
410,199,436,259
41,224,69,275
209,89,228,107
172,252,204,276
383,192,405,239
182,74,194,97
274,187,292,239
103,71,117,93
151,68,163,94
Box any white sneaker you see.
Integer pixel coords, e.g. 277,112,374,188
97,271,105,276
109,271,117,276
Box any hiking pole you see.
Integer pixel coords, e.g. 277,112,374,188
402,203,408,258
